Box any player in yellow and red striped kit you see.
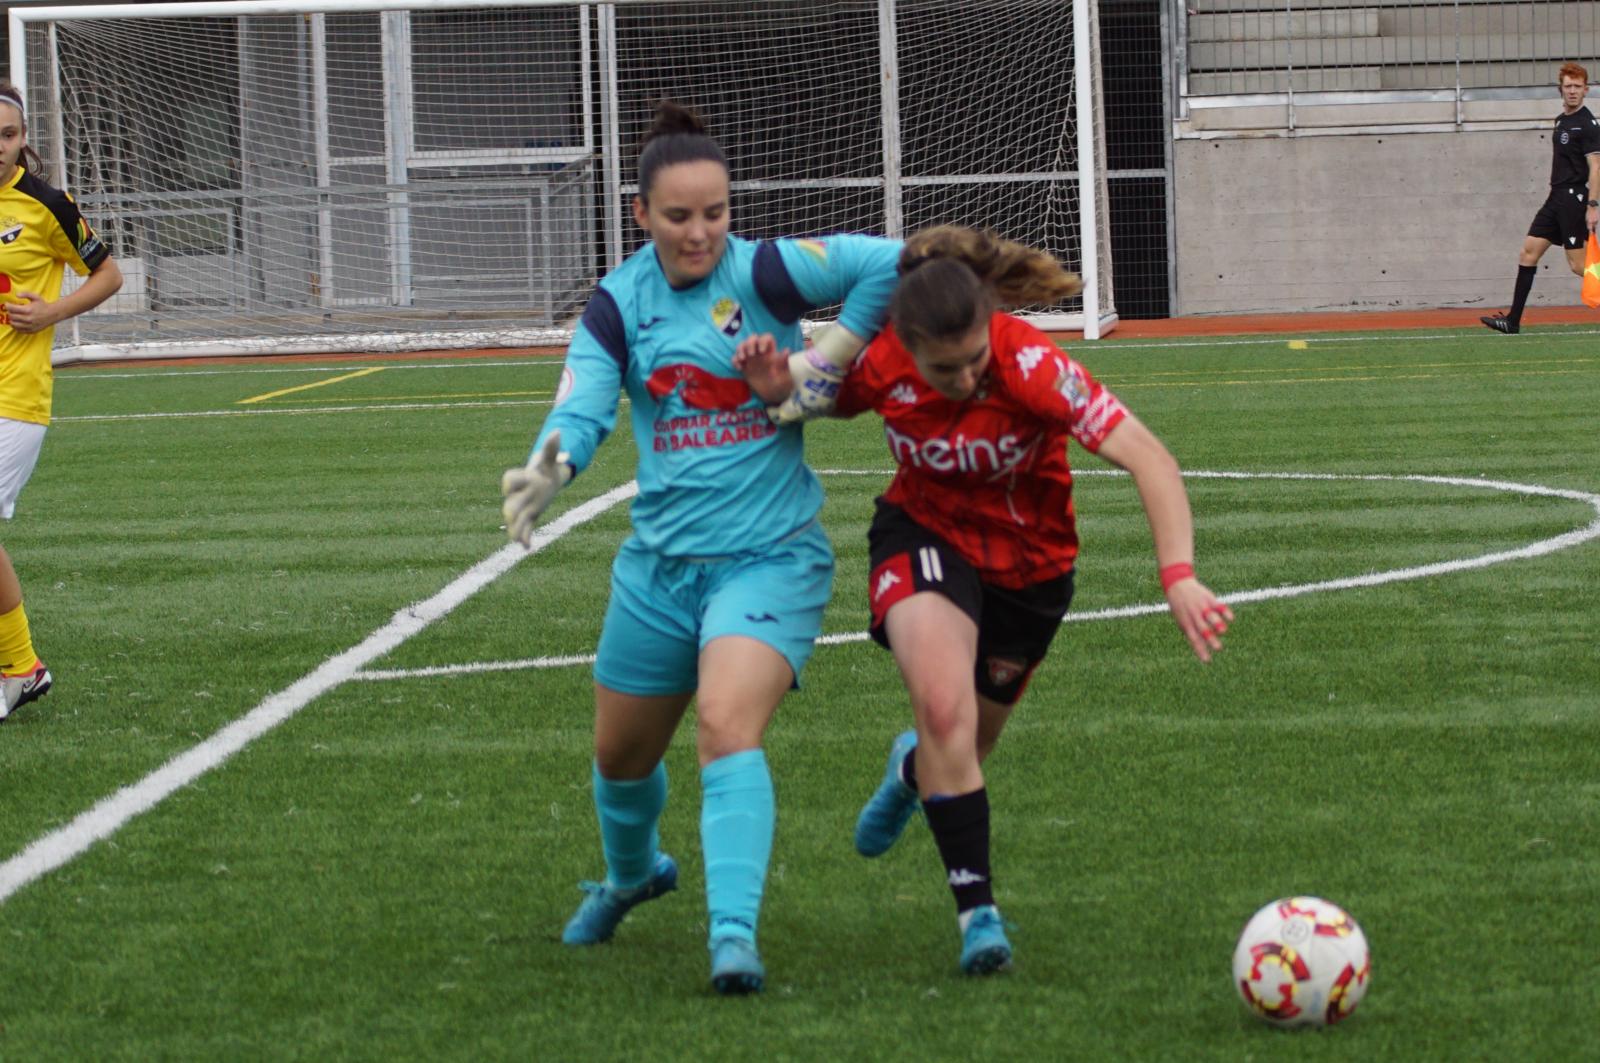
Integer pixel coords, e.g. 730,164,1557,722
0,82,123,721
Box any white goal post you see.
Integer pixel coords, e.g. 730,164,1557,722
9,0,1115,364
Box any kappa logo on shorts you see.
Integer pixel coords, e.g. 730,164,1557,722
868,554,916,627
744,612,778,624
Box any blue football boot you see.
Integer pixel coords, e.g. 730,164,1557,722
709,935,765,995
959,905,1013,975
561,852,678,945
853,730,920,857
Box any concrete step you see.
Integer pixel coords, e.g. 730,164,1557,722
1447,2,1598,34
1384,61,1595,91
1179,93,1556,131
1192,0,1594,15
1188,10,1379,44
1190,31,1600,73
1189,67,1383,93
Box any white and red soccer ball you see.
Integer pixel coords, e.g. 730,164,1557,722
1233,896,1371,1027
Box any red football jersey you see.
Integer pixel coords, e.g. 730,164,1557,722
837,313,1128,588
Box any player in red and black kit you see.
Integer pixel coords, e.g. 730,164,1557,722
735,225,1231,975
1482,62,1600,334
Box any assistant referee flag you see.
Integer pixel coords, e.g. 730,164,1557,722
1585,232,1600,309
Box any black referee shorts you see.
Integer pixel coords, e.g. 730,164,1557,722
865,499,1074,706
1528,186,1591,251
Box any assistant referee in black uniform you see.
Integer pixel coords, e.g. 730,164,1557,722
1482,62,1600,334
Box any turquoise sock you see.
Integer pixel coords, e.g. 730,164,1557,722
593,760,667,890
700,748,773,945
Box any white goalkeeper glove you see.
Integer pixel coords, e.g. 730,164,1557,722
501,431,572,546
768,347,846,425
767,323,868,425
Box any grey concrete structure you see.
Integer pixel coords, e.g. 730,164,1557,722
1171,124,1574,315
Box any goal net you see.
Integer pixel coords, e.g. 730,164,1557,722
10,0,1114,363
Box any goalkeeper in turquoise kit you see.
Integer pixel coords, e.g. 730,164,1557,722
500,99,899,994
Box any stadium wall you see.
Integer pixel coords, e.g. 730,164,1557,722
1171,127,1569,316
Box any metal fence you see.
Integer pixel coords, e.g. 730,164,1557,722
1178,0,1600,99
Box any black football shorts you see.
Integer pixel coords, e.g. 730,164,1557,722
865,499,1073,705
1528,186,1591,251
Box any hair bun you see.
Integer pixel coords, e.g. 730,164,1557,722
647,99,709,140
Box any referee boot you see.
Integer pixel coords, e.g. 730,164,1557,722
1480,313,1519,335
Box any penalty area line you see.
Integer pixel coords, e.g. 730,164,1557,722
0,481,638,907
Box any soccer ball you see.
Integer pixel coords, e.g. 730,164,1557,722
1232,896,1371,1027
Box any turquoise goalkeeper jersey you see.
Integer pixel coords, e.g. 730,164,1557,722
532,233,901,557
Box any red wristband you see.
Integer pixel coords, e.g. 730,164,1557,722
1159,562,1195,592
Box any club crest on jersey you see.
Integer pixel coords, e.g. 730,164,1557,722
985,656,1027,689
0,223,21,245
1560,130,1571,144
711,297,743,336
1054,359,1092,412
795,239,828,265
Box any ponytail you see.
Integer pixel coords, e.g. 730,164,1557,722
893,225,1082,347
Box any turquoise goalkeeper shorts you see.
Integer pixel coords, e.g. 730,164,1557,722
594,520,834,696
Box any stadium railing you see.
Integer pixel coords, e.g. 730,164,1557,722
1173,0,1600,135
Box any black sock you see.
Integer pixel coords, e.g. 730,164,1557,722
1509,264,1536,323
922,788,993,914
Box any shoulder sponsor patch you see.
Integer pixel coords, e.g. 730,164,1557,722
1053,358,1092,412
795,238,828,265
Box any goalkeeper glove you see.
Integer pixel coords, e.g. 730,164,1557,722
501,431,572,546
767,323,867,425
768,347,846,425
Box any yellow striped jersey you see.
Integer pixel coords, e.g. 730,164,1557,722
0,166,110,424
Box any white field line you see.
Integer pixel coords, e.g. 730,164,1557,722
354,470,1600,681
1091,328,1600,352
0,481,638,906
53,399,556,422
60,359,560,381
5,470,1596,901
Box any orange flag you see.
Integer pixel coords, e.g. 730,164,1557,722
1584,232,1600,309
